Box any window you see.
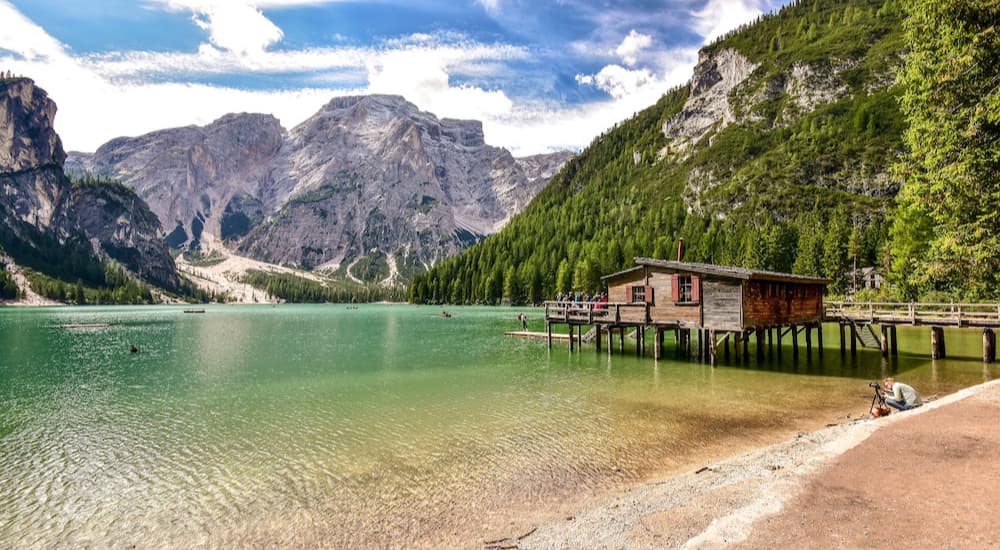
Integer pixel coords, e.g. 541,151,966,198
671,274,699,304
678,276,693,302
631,285,646,303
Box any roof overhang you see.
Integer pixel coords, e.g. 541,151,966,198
602,257,832,285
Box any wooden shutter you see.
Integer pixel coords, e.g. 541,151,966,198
671,275,680,302
645,285,654,304
691,275,700,303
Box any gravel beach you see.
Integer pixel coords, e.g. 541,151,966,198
494,379,1000,550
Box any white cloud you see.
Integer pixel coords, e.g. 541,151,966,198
0,1,527,152
478,0,501,15
614,29,652,67
0,0,708,157
576,65,654,99
191,3,284,55
691,0,764,44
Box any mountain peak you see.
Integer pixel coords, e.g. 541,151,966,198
0,77,66,173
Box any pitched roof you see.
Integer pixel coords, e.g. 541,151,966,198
601,257,831,285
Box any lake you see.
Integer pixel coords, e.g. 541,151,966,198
1,305,995,548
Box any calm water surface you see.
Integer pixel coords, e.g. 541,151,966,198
1,305,995,548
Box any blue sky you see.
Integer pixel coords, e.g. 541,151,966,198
0,0,788,154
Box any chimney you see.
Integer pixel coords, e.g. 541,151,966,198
677,238,685,262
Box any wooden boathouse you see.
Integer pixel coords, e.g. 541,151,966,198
544,258,831,365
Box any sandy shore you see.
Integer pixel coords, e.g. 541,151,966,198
498,379,1000,550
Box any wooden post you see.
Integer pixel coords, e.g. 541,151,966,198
984,329,996,364
805,325,812,356
734,332,741,361
724,333,731,360
639,327,646,357
756,328,765,361
880,325,889,357
709,330,718,366
675,328,681,353
792,325,799,358
839,323,846,354
776,327,782,358
595,325,602,352
569,325,574,352
697,329,704,360
547,322,552,349
654,327,662,360
816,323,824,355
742,331,749,362
767,328,773,357
620,326,625,353
608,326,614,355
931,326,945,359
850,324,857,356
890,326,898,356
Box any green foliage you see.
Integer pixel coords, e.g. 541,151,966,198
889,0,1000,300
70,174,137,196
241,270,405,303
0,260,19,300
409,0,906,305
182,249,227,267
352,251,390,283
25,264,154,305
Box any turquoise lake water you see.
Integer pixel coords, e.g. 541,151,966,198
1,305,995,548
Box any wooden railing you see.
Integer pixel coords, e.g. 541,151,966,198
824,301,1000,327
543,301,649,324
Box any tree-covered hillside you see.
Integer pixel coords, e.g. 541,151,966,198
410,0,908,305
889,0,1000,300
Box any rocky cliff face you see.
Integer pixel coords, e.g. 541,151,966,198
69,95,571,281
662,49,760,156
0,78,178,289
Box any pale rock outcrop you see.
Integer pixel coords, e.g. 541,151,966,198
662,49,760,154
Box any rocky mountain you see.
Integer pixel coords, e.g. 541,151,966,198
410,0,908,304
69,96,571,282
0,77,179,290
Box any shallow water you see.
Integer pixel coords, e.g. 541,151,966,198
0,305,995,548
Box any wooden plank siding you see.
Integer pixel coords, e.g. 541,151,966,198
701,279,743,331
606,271,648,324
592,259,829,333
742,280,824,328
648,272,701,327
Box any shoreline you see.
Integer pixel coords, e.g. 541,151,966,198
510,379,999,549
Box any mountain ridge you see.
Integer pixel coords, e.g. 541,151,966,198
67,95,572,283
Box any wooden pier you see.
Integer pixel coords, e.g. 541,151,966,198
824,301,999,362
542,257,998,365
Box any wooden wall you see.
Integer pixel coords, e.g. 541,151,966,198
647,272,701,326
606,271,648,323
701,279,743,331
741,280,824,328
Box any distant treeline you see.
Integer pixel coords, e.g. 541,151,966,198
241,269,406,303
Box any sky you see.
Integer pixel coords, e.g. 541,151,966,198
0,0,788,155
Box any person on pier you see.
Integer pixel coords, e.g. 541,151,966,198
883,377,922,411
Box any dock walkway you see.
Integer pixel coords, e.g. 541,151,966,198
542,300,999,364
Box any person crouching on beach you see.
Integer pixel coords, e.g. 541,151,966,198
883,377,922,411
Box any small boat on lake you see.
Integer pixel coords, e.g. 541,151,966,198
183,309,206,314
